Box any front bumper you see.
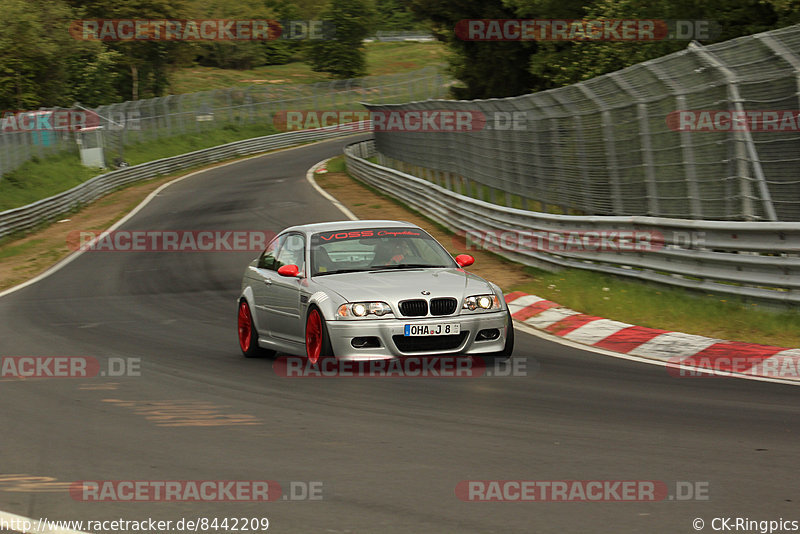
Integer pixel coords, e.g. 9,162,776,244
325,310,510,360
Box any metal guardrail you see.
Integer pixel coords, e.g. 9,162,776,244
0,126,360,239
345,140,800,305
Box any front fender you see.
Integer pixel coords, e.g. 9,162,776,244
238,286,262,333
488,282,509,312
307,290,342,321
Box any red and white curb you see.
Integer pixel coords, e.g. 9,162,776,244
505,291,800,384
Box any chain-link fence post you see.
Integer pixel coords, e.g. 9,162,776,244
689,41,777,221
644,62,704,219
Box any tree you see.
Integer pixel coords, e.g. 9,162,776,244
375,0,422,31
64,0,193,100
307,0,376,79
67,48,124,107
516,0,800,89
0,0,121,109
190,0,293,70
410,0,800,99
409,0,542,99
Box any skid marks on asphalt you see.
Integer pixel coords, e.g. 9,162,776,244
102,399,261,427
0,474,73,493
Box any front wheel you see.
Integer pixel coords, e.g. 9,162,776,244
305,307,334,364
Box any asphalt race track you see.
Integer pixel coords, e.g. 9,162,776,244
1,137,798,534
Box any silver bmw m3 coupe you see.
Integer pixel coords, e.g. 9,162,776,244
237,220,514,362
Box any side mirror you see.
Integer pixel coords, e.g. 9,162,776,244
455,254,475,268
277,264,300,277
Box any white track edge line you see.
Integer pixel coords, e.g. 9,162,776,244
305,158,359,221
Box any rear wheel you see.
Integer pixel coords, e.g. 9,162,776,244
238,300,274,358
305,307,334,364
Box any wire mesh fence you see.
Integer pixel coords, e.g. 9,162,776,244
0,66,449,179
367,25,800,222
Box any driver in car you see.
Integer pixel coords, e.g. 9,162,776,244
373,239,413,266
386,240,414,265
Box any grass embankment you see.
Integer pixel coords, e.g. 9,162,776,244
170,41,447,93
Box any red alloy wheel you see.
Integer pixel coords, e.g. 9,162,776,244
238,301,253,353
306,308,322,364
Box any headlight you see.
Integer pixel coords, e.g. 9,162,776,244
463,294,501,311
337,301,393,318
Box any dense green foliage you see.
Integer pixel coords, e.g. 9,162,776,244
0,0,384,107
0,0,124,108
308,0,376,78
410,0,800,98
3,0,799,107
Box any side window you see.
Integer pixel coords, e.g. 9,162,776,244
276,233,306,273
258,235,284,270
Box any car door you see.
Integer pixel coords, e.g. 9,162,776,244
270,232,306,344
248,234,285,335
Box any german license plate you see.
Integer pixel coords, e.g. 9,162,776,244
404,323,460,336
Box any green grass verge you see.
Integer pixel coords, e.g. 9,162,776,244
0,123,277,212
325,157,347,173
122,123,277,166
0,153,101,213
0,238,46,260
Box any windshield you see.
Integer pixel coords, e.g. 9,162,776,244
310,227,457,276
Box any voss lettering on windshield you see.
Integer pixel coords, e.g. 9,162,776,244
313,228,424,243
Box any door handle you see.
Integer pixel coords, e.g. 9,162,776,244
263,278,272,285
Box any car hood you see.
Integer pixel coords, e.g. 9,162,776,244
313,268,493,302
